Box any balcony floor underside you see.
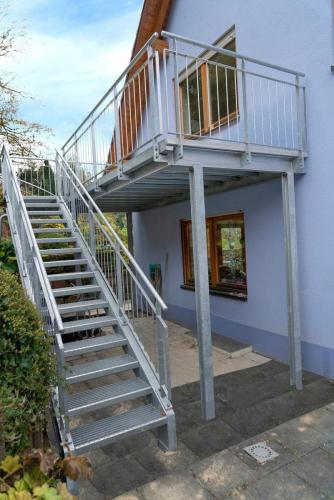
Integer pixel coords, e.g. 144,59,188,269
90,138,305,212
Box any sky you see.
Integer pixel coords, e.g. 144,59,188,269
4,0,143,149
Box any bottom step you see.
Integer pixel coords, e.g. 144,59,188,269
70,404,167,453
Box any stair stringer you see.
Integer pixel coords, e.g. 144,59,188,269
57,197,176,452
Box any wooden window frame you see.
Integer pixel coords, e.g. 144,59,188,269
179,28,239,136
181,212,248,299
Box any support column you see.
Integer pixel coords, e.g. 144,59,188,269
282,171,303,390
126,212,134,255
189,165,215,420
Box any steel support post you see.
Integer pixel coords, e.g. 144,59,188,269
126,212,134,255
189,165,215,420
282,171,303,390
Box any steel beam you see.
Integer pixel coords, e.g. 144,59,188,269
282,171,303,390
189,165,215,420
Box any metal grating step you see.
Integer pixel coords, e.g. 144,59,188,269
63,333,127,357
58,299,108,314
67,378,151,416
53,284,101,297
44,259,88,268
62,315,116,334
36,237,77,244
40,247,82,256
24,203,60,209
70,404,166,453
28,211,62,216
66,354,139,384
24,196,58,202
30,218,67,225
33,227,71,234
48,271,94,282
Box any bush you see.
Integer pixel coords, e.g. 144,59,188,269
0,270,56,454
0,239,18,274
0,448,92,499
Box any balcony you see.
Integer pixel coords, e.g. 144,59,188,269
62,32,307,211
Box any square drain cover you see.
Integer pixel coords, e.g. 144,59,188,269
243,441,279,464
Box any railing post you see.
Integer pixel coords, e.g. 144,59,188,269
155,302,171,398
172,37,183,159
113,88,123,178
241,58,251,164
74,136,81,179
90,115,98,186
147,45,159,160
88,201,96,259
295,75,304,169
55,155,60,198
115,242,125,319
154,49,164,138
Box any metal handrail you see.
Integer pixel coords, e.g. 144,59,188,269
161,31,305,77
62,32,159,151
1,142,63,332
55,149,168,310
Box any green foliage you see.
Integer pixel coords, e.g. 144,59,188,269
0,270,56,454
0,448,92,499
0,240,18,274
18,162,55,196
104,213,128,247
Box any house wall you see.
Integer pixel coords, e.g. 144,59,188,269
133,0,334,378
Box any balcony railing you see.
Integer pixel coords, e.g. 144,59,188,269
62,31,307,185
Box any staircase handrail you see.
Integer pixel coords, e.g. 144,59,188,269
1,142,63,332
55,149,167,311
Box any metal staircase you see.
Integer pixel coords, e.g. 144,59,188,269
0,143,176,455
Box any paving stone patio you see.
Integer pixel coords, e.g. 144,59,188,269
77,360,334,499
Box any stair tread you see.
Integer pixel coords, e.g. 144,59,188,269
25,203,60,208
71,404,166,450
58,299,108,313
63,333,126,356
62,315,116,333
66,354,138,381
48,271,94,281
33,228,71,233
28,211,62,216
41,248,81,255
24,196,57,201
31,219,66,224
68,378,150,412
53,284,100,296
44,259,88,268
36,237,77,243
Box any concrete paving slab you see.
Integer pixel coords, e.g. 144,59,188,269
298,407,334,438
265,418,326,456
181,419,243,459
113,489,145,500
133,441,198,477
139,471,215,499
288,448,334,497
91,457,150,499
189,449,256,497
242,468,325,500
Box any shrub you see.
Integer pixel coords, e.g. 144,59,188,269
0,239,18,274
0,448,92,499
0,270,56,454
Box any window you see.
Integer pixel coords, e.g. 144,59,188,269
181,212,247,299
179,29,238,136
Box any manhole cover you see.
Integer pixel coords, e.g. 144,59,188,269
243,441,279,464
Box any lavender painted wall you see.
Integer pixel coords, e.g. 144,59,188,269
133,0,334,377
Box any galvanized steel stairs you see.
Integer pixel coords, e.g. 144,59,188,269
23,195,176,455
